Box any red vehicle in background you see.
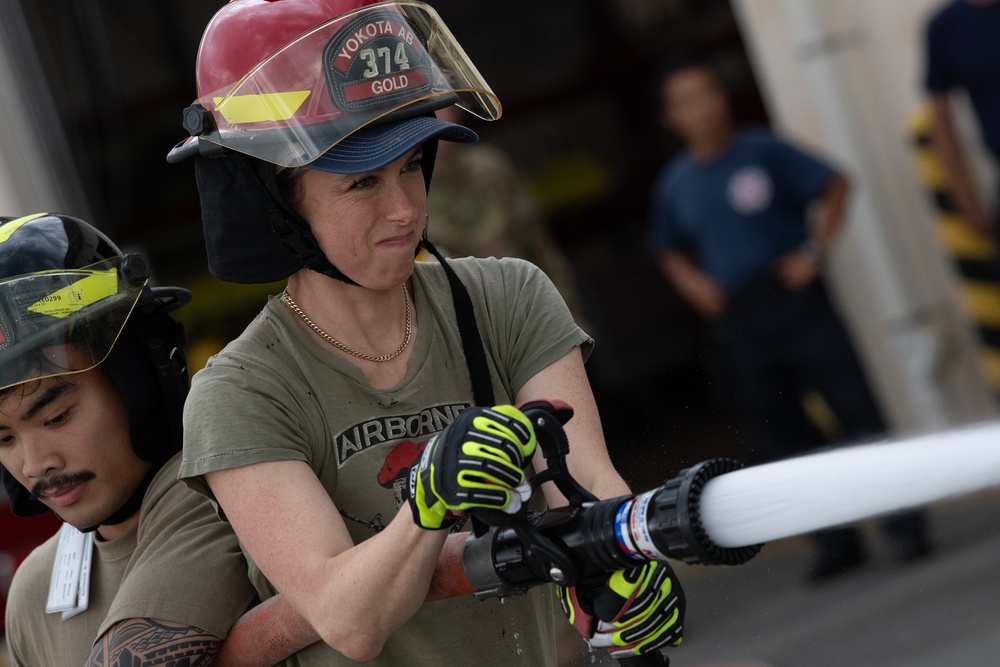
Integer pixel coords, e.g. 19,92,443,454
1,492,60,636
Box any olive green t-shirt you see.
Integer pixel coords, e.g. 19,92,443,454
180,258,593,666
4,454,257,666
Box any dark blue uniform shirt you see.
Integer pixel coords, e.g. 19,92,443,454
925,0,1000,159
649,128,837,294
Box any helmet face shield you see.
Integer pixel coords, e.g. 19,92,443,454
192,1,500,167
0,256,146,392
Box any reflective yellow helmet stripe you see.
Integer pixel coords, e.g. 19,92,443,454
214,90,311,124
27,269,119,318
0,213,48,244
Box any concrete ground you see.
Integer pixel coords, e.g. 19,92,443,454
560,488,1000,667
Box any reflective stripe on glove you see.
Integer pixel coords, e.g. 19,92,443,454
408,405,537,530
559,560,685,659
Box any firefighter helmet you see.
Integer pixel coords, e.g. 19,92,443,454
0,213,150,391
168,0,499,168
0,213,191,519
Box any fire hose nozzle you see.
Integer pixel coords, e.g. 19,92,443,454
648,458,761,566
462,458,761,601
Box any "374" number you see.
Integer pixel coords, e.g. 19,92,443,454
359,43,411,79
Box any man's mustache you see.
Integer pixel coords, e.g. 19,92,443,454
30,470,96,501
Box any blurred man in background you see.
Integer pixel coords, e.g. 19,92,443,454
924,0,1000,248
649,60,931,583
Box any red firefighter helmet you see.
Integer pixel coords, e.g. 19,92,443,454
169,0,501,167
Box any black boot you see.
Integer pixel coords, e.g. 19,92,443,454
883,510,932,563
807,526,867,583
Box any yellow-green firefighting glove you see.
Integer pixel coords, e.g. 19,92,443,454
559,560,685,659
408,405,536,530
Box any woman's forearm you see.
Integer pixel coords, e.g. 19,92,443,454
206,461,449,663
305,510,449,661
215,532,473,665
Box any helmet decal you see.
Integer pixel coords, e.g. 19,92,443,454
214,90,312,126
323,9,432,112
26,269,119,319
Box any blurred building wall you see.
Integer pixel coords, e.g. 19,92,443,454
731,0,998,433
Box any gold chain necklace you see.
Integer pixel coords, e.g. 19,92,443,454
281,285,411,363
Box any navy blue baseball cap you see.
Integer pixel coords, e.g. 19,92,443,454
307,114,477,174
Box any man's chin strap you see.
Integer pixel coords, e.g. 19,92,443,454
1,466,47,517
80,464,160,533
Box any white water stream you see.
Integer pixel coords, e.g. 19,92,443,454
698,421,1000,548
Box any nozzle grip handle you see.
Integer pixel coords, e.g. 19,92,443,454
617,652,669,666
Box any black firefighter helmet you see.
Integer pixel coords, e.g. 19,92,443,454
0,213,190,520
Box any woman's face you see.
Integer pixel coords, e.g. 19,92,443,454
294,147,427,290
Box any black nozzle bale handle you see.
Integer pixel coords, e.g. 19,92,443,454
519,401,599,507
618,651,669,666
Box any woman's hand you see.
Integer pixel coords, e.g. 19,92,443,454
560,561,685,659
409,405,536,529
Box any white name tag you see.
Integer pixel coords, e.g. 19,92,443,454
45,523,94,620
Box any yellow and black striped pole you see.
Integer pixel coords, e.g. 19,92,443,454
910,106,1000,391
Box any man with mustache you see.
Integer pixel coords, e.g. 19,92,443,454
0,213,257,666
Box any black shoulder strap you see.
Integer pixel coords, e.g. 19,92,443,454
422,242,495,407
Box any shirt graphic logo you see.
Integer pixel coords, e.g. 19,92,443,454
726,167,773,216
334,402,470,468
378,439,425,507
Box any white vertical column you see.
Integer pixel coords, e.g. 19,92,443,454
0,3,90,218
730,0,997,432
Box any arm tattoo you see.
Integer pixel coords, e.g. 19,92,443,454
87,618,222,667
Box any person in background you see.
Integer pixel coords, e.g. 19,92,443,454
0,213,257,665
924,0,1000,249
425,106,585,322
649,60,931,583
